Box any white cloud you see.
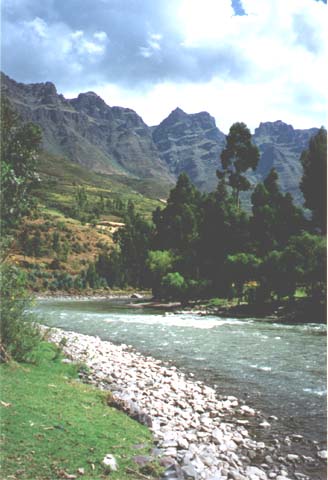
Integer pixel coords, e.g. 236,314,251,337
25,17,47,38
139,32,162,58
93,31,108,42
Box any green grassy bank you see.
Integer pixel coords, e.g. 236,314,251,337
0,343,159,480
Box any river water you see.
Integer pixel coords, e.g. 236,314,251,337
35,298,327,449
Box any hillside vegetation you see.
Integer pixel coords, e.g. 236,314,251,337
6,149,165,292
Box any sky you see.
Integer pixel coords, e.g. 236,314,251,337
1,0,327,132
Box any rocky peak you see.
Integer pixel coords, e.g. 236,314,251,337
70,91,108,116
254,120,295,143
163,107,188,124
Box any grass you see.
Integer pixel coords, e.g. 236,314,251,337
0,342,158,480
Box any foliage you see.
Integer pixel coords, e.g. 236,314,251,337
147,250,176,297
225,253,261,299
282,232,326,301
198,179,249,295
153,173,202,258
300,127,327,233
0,264,41,362
160,272,186,300
251,168,304,254
220,122,259,207
0,97,42,232
95,204,154,288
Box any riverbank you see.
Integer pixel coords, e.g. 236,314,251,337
143,297,326,325
46,326,327,480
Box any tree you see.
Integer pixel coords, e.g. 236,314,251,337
283,232,326,301
251,169,304,254
112,207,154,287
300,128,327,233
220,122,259,207
0,97,42,231
198,177,250,295
153,173,202,279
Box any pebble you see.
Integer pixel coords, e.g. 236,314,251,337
317,450,327,460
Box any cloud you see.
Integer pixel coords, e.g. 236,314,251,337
1,0,327,130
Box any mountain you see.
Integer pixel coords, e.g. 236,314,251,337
1,73,318,204
0,72,174,187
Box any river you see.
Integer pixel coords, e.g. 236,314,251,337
35,297,327,450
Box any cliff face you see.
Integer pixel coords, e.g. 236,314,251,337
1,73,318,203
152,108,226,192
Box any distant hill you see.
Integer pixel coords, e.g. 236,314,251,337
1,72,318,204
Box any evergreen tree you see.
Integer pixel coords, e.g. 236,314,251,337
220,122,259,207
153,173,202,278
198,177,249,295
251,169,304,254
300,128,327,233
113,207,154,287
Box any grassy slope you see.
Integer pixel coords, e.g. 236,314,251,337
0,343,158,480
35,151,169,219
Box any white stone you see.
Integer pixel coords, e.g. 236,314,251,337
245,466,267,480
317,450,327,459
178,437,189,450
102,454,117,471
259,421,271,428
286,454,299,462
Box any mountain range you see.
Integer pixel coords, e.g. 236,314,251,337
1,72,318,204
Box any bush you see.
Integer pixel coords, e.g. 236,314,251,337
0,264,41,362
160,272,186,300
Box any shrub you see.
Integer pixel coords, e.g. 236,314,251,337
0,264,41,362
160,272,186,300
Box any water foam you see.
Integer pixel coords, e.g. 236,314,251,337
102,314,249,329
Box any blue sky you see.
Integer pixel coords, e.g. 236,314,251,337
1,0,327,131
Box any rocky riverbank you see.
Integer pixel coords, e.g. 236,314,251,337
46,327,326,480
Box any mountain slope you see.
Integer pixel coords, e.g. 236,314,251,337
252,121,318,203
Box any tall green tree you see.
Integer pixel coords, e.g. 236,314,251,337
112,205,154,287
198,177,250,295
153,173,202,278
251,168,304,254
220,122,259,207
0,97,42,231
300,128,327,233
